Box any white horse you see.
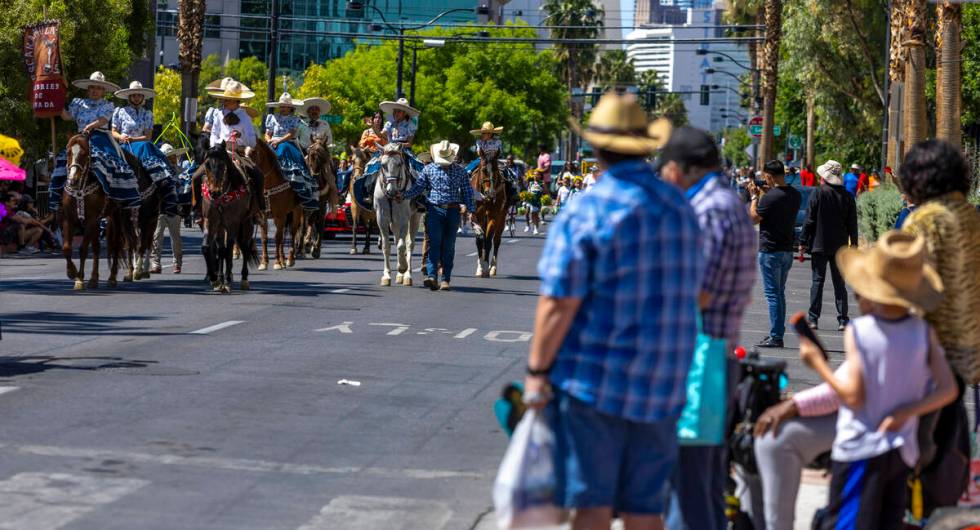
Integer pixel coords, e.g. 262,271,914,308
374,144,422,286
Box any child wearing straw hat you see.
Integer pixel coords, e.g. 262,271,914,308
798,230,958,529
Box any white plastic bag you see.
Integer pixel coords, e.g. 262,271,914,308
493,409,568,529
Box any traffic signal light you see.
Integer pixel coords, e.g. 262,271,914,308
645,90,656,109
700,85,710,106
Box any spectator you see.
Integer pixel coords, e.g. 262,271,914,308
786,166,800,186
15,195,57,253
582,164,597,191
800,160,858,331
800,164,816,187
1,192,46,255
525,94,701,530
659,126,757,530
894,192,916,229
535,143,552,192
748,160,802,348
152,144,185,274
560,161,576,183
843,163,860,197
555,176,572,210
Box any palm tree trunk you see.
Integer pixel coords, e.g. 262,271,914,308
886,0,905,170
177,0,206,136
936,1,962,147
759,0,782,167
901,0,927,159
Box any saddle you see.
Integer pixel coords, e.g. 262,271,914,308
352,171,377,213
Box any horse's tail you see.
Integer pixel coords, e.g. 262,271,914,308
240,225,260,268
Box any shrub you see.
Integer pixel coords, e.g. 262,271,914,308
857,183,904,242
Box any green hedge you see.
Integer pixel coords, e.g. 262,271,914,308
857,184,904,242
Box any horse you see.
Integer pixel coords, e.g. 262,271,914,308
249,138,304,270
374,144,422,286
471,158,509,277
347,146,380,255
122,149,164,281
303,135,339,259
200,142,258,292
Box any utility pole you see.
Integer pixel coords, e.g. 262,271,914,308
266,0,279,130
396,28,404,99
880,0,891,173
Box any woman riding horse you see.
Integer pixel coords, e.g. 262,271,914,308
359,111,388,156
111,81,180,218
265,93,319,213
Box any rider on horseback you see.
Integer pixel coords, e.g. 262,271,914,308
467,122,518,208
379,98,424,174
265,93,319,212
206,80,266,213
297,97,333,151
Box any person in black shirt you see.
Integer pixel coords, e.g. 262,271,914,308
748,160,802,348
800,160,858,331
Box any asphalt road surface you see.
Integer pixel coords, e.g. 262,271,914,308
0,223,847,530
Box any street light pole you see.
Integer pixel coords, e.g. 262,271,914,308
266,0,279,130
409,44,417,105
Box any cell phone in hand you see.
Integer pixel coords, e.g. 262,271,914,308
789,311,829,361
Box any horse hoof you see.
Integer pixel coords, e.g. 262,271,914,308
287,258,295,267
349,248,357,255
240,280,250,291
73,279,85,290
221,284,231,294
108,279,118,289
312,248,321,259
123,274,133,282
489,267,497,277
273,263,283,270
481,270,490,278
362,248,370,255
395,274,404,284
381,278,391,286
403,277,413,287
212,281,222,292
258,263,268,271
87,279,99,289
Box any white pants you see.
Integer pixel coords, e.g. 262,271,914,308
152,214,182,267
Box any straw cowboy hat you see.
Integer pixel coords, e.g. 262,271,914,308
817,160,843,185
380,98,420,117
267,92,301,109
430,140,459,167
72,71,121,92
569,93,665,155
837,230,944,313
301,97,331,114
207,80,255,100
159,143,188,158
206,77,234,91
114,80,156,100
470,121,504,136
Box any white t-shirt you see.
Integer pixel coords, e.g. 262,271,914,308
557,185,571,205
583,173,597,190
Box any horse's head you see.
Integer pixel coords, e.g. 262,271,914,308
380,143,408,196
203,141,234,198
306,137,330,176
474,160,500,200
66,135,91,188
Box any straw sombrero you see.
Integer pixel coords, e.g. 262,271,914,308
208,80,255,100
430,140,459,167
72,71,120,92
569,93,664,155
836,230,944,313
206,77,234,91
267,92,301,109
301,97,331,114
470,121,504,136
160,143,188,158
380,98,420,117
115,81,156,100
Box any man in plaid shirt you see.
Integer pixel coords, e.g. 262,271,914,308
659,127,757,530
525,94,703,530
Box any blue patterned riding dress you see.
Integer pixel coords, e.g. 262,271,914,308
266,112,318,211
112,105,180,216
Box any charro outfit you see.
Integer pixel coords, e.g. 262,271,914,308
265,112,319,211
112,105,180,216
298,116,333,150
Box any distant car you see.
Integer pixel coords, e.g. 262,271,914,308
322,200,366,239
793,185,815,248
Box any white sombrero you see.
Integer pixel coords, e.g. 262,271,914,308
430,140,459,167
208,80,255,101
72,71,121,92
206,77,235,91
380,98,420,117
301,97,331,114
115,81,156,100
267,92,302,109
159,143,188,157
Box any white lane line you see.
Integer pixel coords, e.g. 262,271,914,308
0,472,148,529
297,495,452,530
0,387,19,396
188,320,244,335
506,239,519,244
4,444,489,481
466,252,478,257
330,288,351,294
454,328,477,339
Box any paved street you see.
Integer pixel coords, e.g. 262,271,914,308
0,224,844,529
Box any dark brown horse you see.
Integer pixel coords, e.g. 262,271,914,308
303,136,339,259
249,139,304,270
201,142,258,292
471,159,509,277
347,147,379,255
122,149,163,281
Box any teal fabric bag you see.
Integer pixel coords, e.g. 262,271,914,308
677,315,728,446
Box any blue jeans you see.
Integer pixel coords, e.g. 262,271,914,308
759,251,794,339
424,205,461,282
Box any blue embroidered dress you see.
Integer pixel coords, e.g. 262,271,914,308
266,112,318,211
364,117,423,178
48,98,141,212
113,105,180,216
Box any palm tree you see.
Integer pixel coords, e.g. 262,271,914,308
177,0,206,135
637,70,687,126
594,50,636,92
935,1,962,147
723,0,762,116
758,0,782,167
886,0,906,171
901,0,927,158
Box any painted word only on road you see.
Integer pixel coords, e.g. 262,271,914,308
314,322,533,343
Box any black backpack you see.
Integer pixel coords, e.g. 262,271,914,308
728,353,787,475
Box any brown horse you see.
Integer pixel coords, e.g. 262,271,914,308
347,146,379,255
122,149,163,281
303,136,339,259
248,139,304,270
201,142,258,292
471,159,509,277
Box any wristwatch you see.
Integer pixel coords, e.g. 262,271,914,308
526,364,551,376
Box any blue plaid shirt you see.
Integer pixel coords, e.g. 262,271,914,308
539,160,704,422
403,162,475,211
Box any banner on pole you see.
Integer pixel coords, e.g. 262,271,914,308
22,20,67,118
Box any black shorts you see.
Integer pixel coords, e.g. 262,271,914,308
0,222,18,245
819,449,910,530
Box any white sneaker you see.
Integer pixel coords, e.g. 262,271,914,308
532,227,540,235
18,246,39,255
523,225,530,233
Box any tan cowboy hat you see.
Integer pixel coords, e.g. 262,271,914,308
114,80,156,100
817,160,844,185
206,77,235,91
647,118,672,149
208,80,255,100
470,121,504,136
72,71,121,92
380,98,420,117
159,143,188,158
301,97,331,114
430,140,459,167
569,93,664,155
836,230,944,313
267,92,301,108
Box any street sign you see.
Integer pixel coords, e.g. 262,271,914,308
324,114,343,124
749,116,763,137
788,134,802,149
774,125,781,137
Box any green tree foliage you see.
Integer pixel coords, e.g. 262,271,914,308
541,0,603,92
153,66,182,146
961,4,980,130
637,70,688,126
0,0,151,160
856,182,903,242
594,50,636,92
298,25,568,160
723,127,752,167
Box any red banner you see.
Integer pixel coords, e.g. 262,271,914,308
22,20,66,118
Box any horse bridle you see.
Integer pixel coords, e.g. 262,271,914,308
380,148,410,200
64,138,100,220
478,158,500,199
